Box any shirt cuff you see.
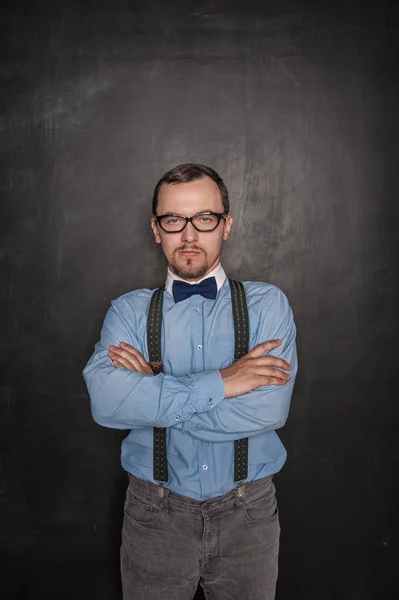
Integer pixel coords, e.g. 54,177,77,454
191,370,225,413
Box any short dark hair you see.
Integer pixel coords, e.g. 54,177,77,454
152,163,229,215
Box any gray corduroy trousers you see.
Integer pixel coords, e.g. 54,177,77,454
121,472,280,600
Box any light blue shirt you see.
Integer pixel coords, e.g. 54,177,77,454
83,265,298,501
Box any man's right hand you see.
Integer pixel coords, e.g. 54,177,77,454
220,340,292,398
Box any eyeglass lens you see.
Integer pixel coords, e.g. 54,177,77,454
160,213,220,232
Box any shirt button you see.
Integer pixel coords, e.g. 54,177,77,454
202,464,208,470
208,399,213,406
175,415,181,420
194,309,199,313
197,345,202,350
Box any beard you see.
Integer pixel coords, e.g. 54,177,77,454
169,245,209,280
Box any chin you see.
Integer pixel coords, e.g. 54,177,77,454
172,258,209,281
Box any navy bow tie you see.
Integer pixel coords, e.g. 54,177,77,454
172,277,217,303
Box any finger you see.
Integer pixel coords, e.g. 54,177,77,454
255,367,291,381
119,343,153,373
110,343,141,357
247,340,282,357
109,349,152,374
116,347,153,374
118,342,145,360
112,354,147,372
109,347,141,365
255,356,292,370
108,352,120,366
109,355,128,368
108,350,143,371
264,377,288,386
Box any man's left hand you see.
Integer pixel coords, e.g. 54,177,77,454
108,343,154,374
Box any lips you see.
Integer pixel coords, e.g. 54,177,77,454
180,249,201,256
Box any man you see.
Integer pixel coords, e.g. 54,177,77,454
83,163,298,600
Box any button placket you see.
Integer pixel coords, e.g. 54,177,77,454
199,435,212,498
191,298,204,373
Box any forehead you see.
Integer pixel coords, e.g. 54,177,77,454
157,176,224,215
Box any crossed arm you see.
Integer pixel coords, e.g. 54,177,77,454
83,290,297,440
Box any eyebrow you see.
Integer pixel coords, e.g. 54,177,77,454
160,210,217,216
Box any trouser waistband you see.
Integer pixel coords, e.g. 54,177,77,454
126,471,275,511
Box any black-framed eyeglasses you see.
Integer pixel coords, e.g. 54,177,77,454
154,211,227,233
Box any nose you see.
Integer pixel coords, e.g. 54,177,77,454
181,221,199,244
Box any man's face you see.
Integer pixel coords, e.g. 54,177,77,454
151,176,233,280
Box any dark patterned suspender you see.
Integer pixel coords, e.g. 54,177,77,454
147,279,250,484
229,279,250,482
147,285,168,482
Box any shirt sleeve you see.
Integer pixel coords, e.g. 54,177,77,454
175,288,298,442
82,301,225,430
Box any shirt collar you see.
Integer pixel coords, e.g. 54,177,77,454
165,263,227,296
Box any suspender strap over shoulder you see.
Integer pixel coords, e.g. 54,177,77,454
229,279,250,360
147,279,250,484
147,285,168,482
229,279,250,482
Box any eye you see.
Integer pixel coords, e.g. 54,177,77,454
194,213,217,225
165,217,183,225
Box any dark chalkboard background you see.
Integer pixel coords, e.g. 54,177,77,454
1,1,398,598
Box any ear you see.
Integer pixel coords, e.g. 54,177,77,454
151,218,162,244
222,214,233,240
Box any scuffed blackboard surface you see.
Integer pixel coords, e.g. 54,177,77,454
1,1,398,598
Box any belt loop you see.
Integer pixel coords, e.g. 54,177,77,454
157,483,169,514
237,483,245,499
